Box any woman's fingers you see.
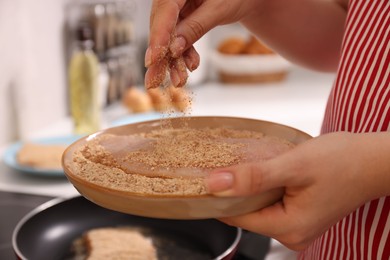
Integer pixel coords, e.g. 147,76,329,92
205,153,299,197
219,201,289,238
169,57,188,88
218,199,318,251
183,46,200,71
169,67,181,87
147,0,187,67
146,56,188,89
170,1,226,57
146,0,247,87
144,59,169,89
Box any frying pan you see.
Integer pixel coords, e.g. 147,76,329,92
12,196,241,260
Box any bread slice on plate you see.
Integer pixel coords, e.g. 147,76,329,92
17,143,67,170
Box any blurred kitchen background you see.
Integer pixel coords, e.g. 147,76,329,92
0,0,151,146
0,0,336,147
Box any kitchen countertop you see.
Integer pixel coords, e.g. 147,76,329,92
0,66,335,198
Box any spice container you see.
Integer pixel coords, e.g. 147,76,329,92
68,22,101,134
66,0,138,107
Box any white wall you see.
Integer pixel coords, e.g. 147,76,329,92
0,0,24,145
17,0,68,140
0,0,68,146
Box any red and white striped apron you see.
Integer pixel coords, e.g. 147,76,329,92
299,0,389,259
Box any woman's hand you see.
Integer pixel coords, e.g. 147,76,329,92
206,132,390,250
145,0,256,89
145,0,347,87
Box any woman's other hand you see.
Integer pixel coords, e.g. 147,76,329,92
206,132,390,250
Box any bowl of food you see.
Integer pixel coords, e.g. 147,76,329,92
62,116,311,219
211,36,291,84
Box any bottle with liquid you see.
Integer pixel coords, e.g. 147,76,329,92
69,22,101,135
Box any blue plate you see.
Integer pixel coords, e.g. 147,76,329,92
2,135,83,177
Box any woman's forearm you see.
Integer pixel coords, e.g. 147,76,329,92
241,0,348,71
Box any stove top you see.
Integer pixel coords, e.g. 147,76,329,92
0,191,270,260
0,191,53,259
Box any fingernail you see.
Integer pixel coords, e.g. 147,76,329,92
184,56,194,72
145,47,152,67
205,172,233,194
170,36,187,57
184,56,199,72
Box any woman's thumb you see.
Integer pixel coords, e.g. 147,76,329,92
205,159,292,197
